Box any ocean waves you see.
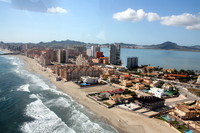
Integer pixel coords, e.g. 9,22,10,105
17,84,30,93
21,94,76,133
0,56,118,133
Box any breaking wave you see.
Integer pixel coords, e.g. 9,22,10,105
17,84,30,92
2,56,118,133
21,95,76,133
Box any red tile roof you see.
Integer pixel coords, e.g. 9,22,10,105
122,75,131,78
170,74,188,78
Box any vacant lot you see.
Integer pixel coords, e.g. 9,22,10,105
187,88,200,97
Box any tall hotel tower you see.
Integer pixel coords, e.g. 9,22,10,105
109,43,121,65
127,57,138,69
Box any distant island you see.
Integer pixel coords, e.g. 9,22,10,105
1,40,200,52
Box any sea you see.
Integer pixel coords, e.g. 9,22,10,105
102,48,200,71
0,51,118,133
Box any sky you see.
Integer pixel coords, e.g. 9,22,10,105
0,0,200,46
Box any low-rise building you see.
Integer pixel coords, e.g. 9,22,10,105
110,94,123,104
92,58,101,64
100,57,109,64
100,74,109,80
143,79,152,86
102,68,115,75
162,68,175,73
135,83,145,90
100,92,110,99
173,105,198,119
196,75,200,84
120,74,131,81
162,83,173,91
107,75,119,83
150,80,161,88
122,80,132,87
149,87,165,98
121,95,134,103
135,96,165,109
81,76,99,84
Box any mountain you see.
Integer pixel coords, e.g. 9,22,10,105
37,39,86,48
145,41,181,49
1,39,200,51
143,41,200,51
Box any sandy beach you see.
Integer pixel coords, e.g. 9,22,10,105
16,55,178,133
0,48,12,53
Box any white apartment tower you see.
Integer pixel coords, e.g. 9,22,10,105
91,46,100,57
86,47,92,57
109,43,121,65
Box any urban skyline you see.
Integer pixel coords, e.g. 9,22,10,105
0,0,200,45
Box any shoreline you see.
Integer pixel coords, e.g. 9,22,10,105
0,48,12,53
15,54,178,133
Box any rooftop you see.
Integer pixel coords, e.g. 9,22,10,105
137,96,165,103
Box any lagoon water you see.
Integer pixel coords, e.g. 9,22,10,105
102,48,200,70
0,51,118,133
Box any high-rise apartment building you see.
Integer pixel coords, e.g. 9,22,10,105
127,57,138,69
86,48,92,57
109,43,121,65
65,49,69,63
57,49,69,63
91,46,100,57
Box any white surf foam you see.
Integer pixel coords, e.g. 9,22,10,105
3,56,25,74
45,97,71,108
4,56,75,102
4,56,24,67
69,109,104,133
26,73,75,102
17,84,30,92
21,95,76,133
29,94,38,99
0,97,8,102
3,56,117,133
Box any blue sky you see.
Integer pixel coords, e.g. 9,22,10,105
0,0,200,45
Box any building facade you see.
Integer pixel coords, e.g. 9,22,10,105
91,46,100,57
197,75,200,84
86,48,92,57
95,51,103,58
109,43,121,65
56,65,102,81
127,57,138,69
135,96,165,109
76,54,93,66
